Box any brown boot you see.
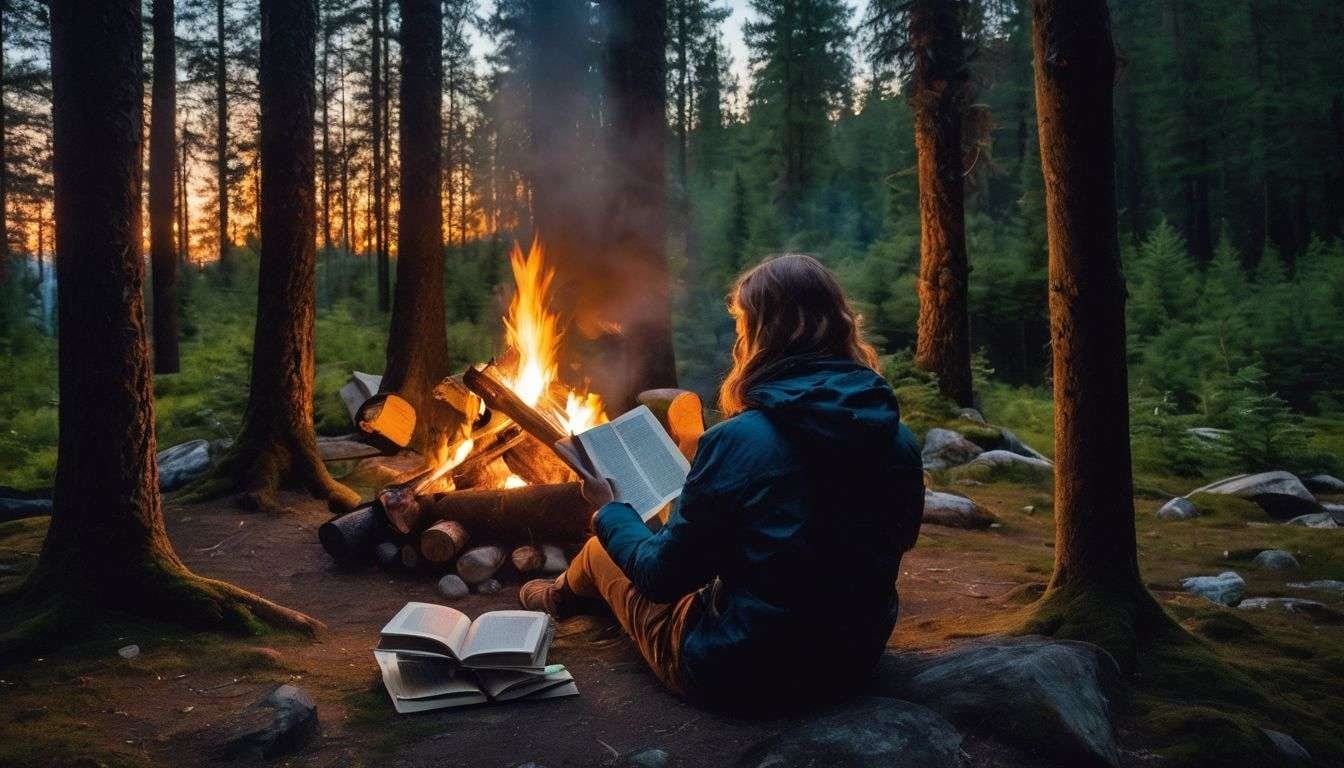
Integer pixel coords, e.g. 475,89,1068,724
518,574,603,619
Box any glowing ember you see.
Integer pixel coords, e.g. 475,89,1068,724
503,474,527,489
501,239,606,435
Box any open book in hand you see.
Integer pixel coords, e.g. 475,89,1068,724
553,405,692,521
377,602,554,671
373,651,578,713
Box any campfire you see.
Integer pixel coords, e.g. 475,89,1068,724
319,241,621,586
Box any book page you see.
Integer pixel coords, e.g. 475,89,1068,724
374,651,486,713
461,610,547,659
578,406,690,520
381,602,471,658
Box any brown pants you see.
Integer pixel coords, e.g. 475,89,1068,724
563,537,699,697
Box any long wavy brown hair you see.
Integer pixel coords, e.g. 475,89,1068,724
718,253,880,416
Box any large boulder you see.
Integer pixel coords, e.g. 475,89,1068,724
949,450,1053,483
922,428,984,471
872,636,1120,767
734,697,963,768
1182,571,1245,606
922,490,997,530
999,428,1050,462
156,439,213,491
1188,472,1320,521
1301,474,1344,494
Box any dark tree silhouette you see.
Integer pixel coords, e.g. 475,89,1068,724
381,0,453,449
1020,0,1168,663
214,0,232,280
601,0,677,408
150,0,181,374
3,0,319,658
909,0,973,407
187,0,360,515
371,0,390,312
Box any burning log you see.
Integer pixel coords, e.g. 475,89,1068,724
450,426,527,487
463,363,567,446
420,520,469,563
379,474,428,535
638,388,705,461
422,482,594,545
504,434,577,485
317,503,389,564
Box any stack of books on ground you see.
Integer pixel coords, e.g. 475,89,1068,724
374,602,578,713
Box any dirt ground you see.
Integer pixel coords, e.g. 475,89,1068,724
3,478,1342,767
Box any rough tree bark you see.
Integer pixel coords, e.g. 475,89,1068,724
186,0,359,515
910,0,974,408
381,0,453,450
150,0,180,374
0,3,8,270
1020,0,1169,666
214,0,232,281
601,0,677,409
3,0,319,659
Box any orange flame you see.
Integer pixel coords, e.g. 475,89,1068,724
501,240,606,434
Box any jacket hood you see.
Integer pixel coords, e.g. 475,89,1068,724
747,356,903,445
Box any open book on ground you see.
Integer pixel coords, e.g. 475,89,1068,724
554,405,692,521
373,651,578,713
377,602,554,671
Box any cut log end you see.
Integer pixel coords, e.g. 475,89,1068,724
421,520,469,563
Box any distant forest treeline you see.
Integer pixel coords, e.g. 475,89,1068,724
0,0,1341,412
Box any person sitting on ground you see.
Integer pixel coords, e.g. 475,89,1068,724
520,253,925,711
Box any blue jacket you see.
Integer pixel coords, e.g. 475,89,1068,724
594,357,924,709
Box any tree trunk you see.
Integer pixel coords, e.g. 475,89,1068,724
910,0,974,408
1022,0,1168,666
150,0,180,374
382,0,452,449
187,0,359,515
0,2,8,268
214,0,232,280
600,0,677,410
10,0,318,658
371,0,389,311
320,5,333,251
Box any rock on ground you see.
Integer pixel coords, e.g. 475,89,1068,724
998,428,1050,461
1188,471,1320,521
1157,497,1199,520
541,544,569,575
457,546,505,584
0,489,51,522
1238,597,1342,622
437,574,469,600
1251,549,1300,570
872,636,1121,767
922,490,997,530
1287,580,1344,594
921,428,984,471
1182,571,1245,606
734,697,963,768
220,684,319,760
1301,474,1344,494
157,439,213,492
948,450,1054,482
1285,512,1339,529
1261,729,1311,762
956,407,986,424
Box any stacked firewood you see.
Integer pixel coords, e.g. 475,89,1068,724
319,365,705,596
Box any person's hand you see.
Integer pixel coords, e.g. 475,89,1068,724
580,473,615,509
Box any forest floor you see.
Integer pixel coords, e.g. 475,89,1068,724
2,475,1343,767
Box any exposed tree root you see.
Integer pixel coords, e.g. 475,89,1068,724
0,554,323,664
1011,577,1177,671
183,433,360,514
